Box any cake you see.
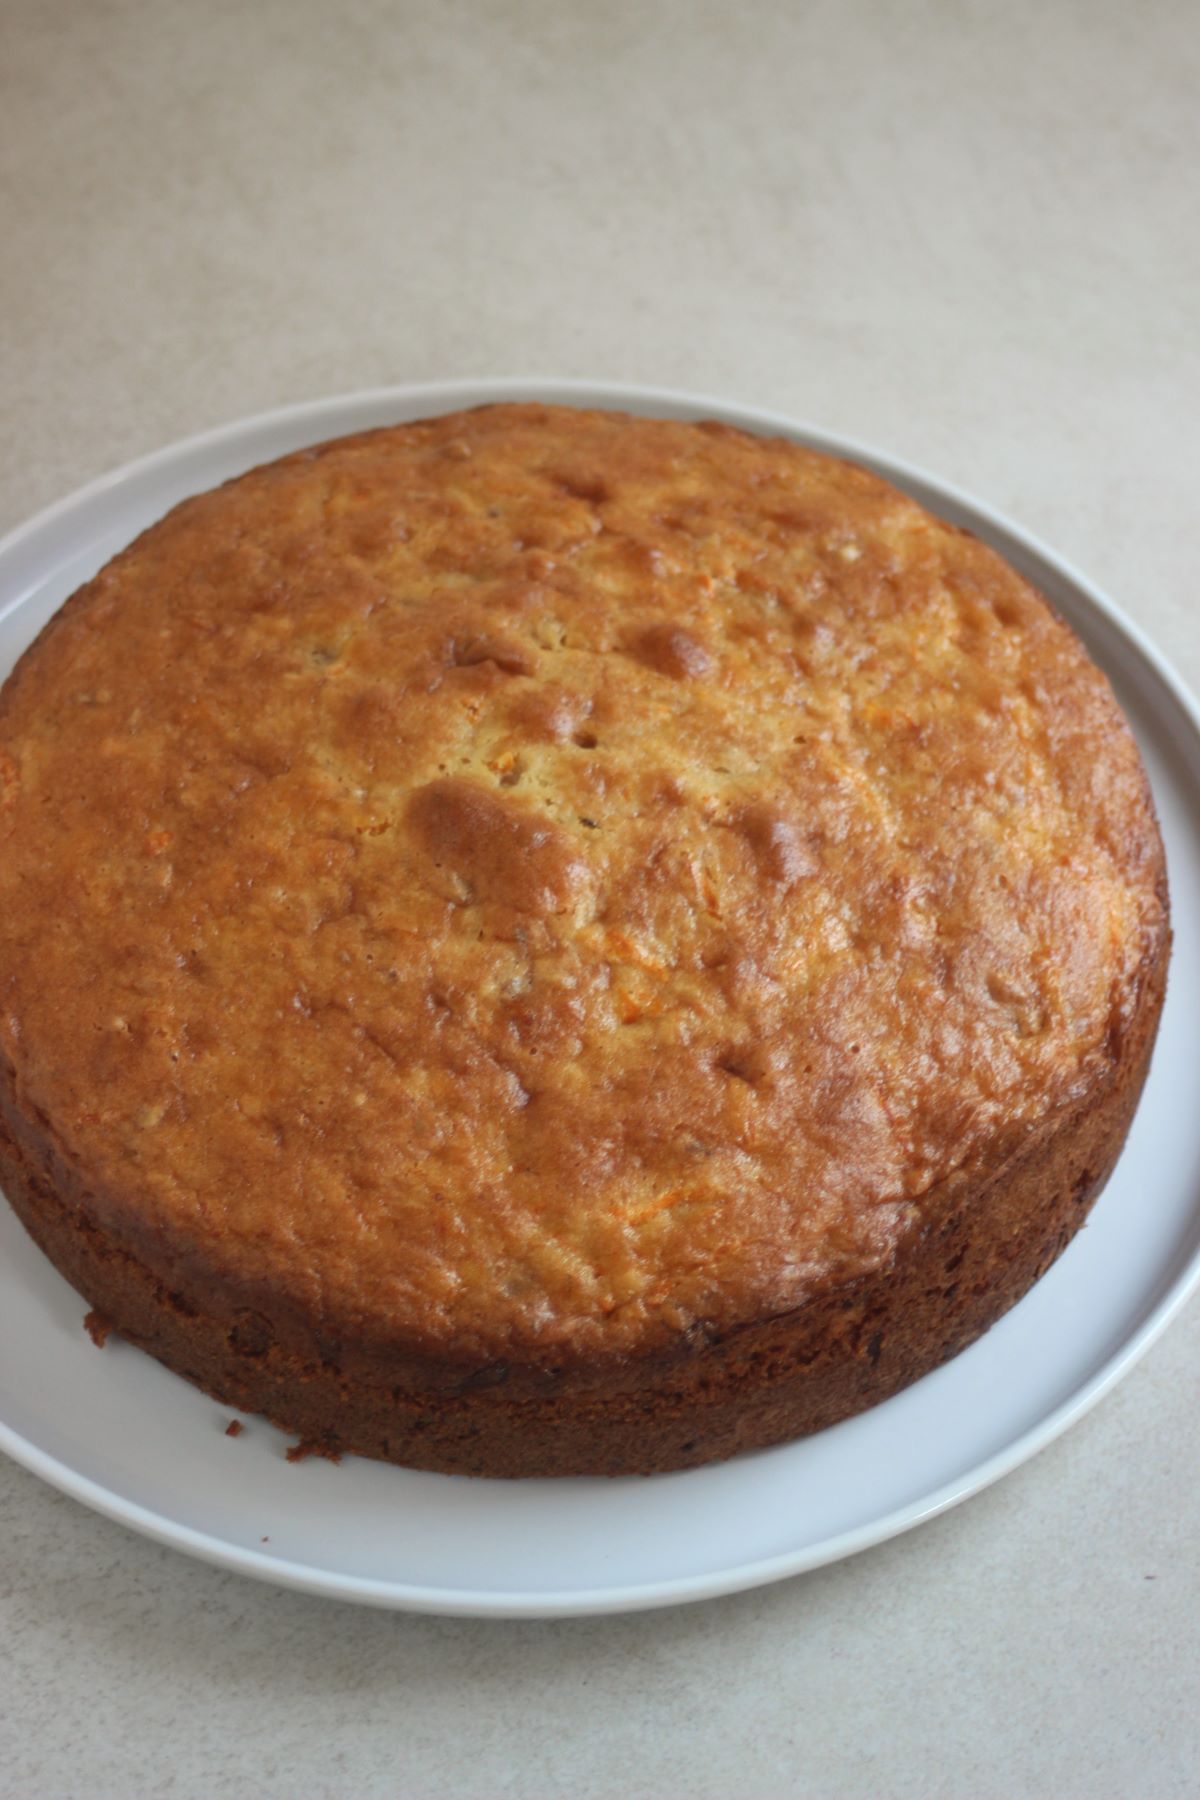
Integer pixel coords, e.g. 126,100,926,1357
0,403,1169,1476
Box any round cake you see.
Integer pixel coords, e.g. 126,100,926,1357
0,404,1169,1476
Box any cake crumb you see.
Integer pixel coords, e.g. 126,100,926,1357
84,1309,112,1348
225,1419,244,1438
286,1438,342,1465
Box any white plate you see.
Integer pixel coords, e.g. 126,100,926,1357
2,381,1199,1619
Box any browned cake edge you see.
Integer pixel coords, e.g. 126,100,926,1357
0,913,1167,1477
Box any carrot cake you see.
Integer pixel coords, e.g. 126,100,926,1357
0,404,1169,1475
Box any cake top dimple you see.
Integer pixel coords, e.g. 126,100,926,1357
0,404,1168,1367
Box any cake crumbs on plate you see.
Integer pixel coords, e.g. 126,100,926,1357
83,1309,112,1348
286,1439,342,1465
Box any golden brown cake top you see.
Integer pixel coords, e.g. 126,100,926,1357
0,405,1167,1368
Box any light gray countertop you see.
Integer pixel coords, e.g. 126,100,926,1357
2,2,1197,1793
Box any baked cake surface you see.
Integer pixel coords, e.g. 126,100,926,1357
0,405,1169,1474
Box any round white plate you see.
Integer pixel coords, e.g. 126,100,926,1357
2,381,1198,1619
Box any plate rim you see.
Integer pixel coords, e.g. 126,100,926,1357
2,376,1199,1619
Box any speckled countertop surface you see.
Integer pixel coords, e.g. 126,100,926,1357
2,2,1198,1794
